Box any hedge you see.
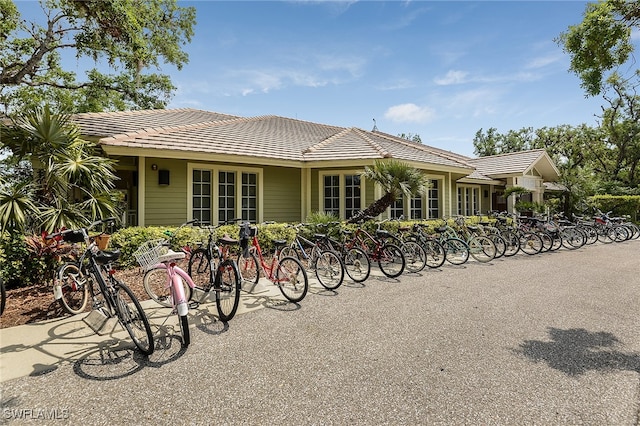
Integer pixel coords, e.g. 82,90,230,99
587,195,640,222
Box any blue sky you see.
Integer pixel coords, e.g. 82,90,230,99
14,1,640,157
166,0,624,157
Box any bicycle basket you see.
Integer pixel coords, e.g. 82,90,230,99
62,230,85,243
132,239,168,270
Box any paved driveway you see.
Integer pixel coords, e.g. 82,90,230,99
1,240,639,425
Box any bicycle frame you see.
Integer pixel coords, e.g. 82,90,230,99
148,261,194,316
248,235,281,281
344,227,384,260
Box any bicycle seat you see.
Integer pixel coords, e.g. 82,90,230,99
272,239,288,247
398,226,410,232
314,233,327,240
218,234,238,245
95,249,121,265
436,226,447,233
158,249,186,263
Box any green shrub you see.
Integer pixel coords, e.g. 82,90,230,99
587,195,640,222
0,231,54,289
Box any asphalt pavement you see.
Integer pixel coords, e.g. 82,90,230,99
1,240,639,425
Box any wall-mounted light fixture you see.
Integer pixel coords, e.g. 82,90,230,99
159,170,170,186
151,164,158,171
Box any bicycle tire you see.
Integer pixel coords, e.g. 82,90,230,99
377,243,405,278
468,236,496,263
614,225,630,242
519,232,543,255
0,277,5,316
57,262,89,315
443,238,470,265
422,239,446,269
237,250,260,288
401,241,427,273
279,246,299,261
179,314,190,347
315,250,344,290
189,249,214,293
342,247,371,282
561,228,583,249
112,280,154,355
548,231,563,251
501,230,520,257
215,259,241,322
275,256,308,303
144,266,193,308
489,234,507,259
537,231,553,253
582,226,598,245
598,227,616,244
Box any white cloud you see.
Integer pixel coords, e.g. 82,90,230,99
434,70,469,85
384,103,435,123
524,53,563,69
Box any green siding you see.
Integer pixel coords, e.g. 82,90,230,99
145,158,188,226
311,170,319,213
263,166,301,223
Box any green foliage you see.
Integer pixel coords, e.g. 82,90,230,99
558,0,638,97
503,186,530,200
587,195,640,221
0,231,51,289
0,0,196,113
0,106,120,233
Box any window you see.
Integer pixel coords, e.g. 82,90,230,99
219,171,235,223
410,195,423,219
242,172,257,222
324,175,340,216
345,175,361,219
391,196,404,219
190,165,261,225
320,172,365,220
427,179,439,218
193,170,212,224
457,185,480,216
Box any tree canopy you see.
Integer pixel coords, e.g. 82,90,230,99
558,0,639,97
0,0,196,113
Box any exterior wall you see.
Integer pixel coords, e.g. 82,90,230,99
145,158,188,226
263,166,301,223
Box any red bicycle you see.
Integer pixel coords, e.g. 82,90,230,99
342,219,405,278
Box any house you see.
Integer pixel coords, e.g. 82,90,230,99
71,108,560,226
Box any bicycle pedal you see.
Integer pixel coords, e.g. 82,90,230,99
189,301,200,309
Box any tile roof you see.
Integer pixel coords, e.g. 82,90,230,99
468,149,552,176
74,109,474,171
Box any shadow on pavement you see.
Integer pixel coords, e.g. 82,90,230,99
514,327,640,376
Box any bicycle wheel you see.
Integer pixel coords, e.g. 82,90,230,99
112,280,154,355
468,236,496,263
237,251,260,288
501,230,520,257
401,241,427,273
537,231,553,253
57,262,89,315
189,248,214,292
315,250,344,290
215,259,241,322
561,228,583,249
0,277,5,316
488,234,507,259
342,247,371,282
179,313,190,347
582,226,598,245
144,266,193,308
444,238,470,265
279,245,299,261
598,227,616,244
422,239,446,269
275,256,308,303
519,232,543,255
613,225,630,242
377,243,405,278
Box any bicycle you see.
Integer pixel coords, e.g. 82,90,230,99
186,220,242,322
280,223,345,290
236,222,309,303
0,276,5,316
321,223,372,283
341,218,405,278
452,216,497,263
408,223,447,269
48,218,154,355
378,217,427,273
430,221,470,265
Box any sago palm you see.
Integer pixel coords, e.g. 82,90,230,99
347,159,428,223
0,105,119,232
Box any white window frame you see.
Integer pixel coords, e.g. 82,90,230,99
187,163,263,225
457,185,481,216
319,170,366,220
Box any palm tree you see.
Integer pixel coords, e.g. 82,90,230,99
0,105,120,232
347,159,428,223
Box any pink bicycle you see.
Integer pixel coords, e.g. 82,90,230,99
134,233,196,347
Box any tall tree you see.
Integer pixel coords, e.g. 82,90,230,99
347,160,428,223
0,0,196,113
558,0,639,97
